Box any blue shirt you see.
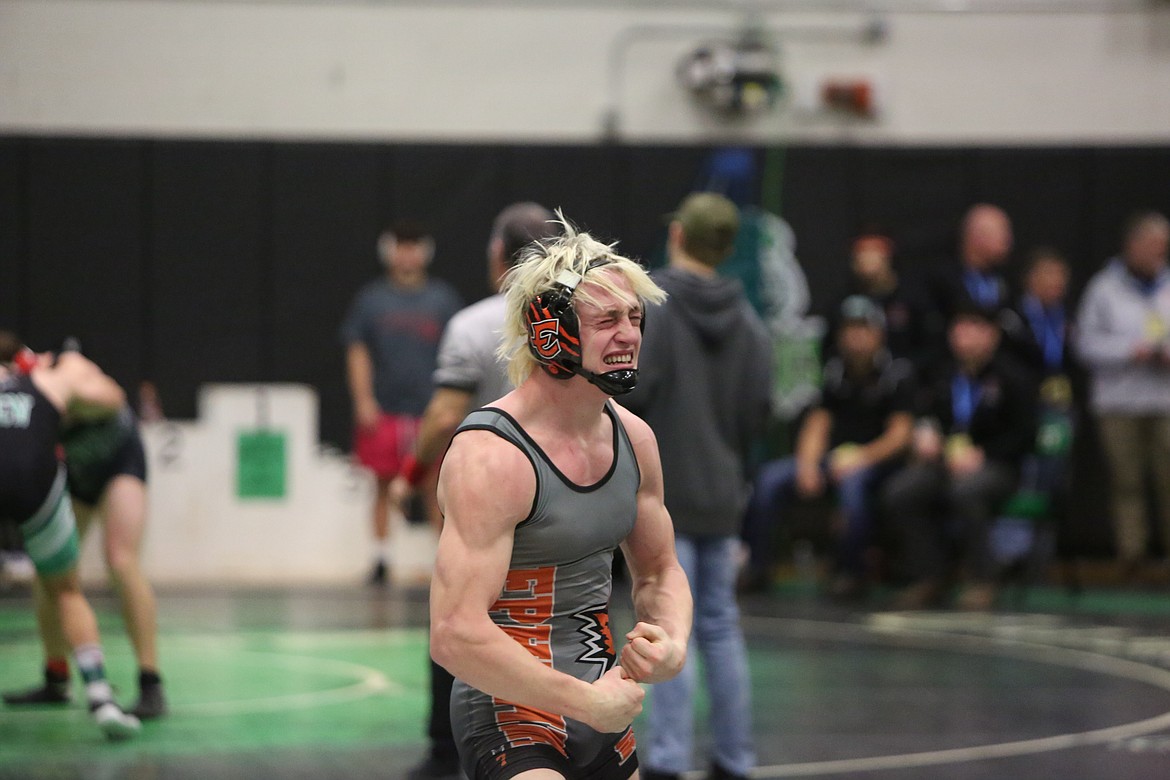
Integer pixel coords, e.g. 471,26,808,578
339,278,462,415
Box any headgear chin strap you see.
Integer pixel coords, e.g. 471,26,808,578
582,367,639,396
525,262,642,396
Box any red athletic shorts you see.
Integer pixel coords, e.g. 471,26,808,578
353,413,420,481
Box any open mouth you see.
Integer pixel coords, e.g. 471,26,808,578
603,354,633,367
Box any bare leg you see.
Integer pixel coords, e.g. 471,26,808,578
37,566,140,739
34,575,72,658
92,476,159,673
39,568,99,654
373,477,393,543
368,478,394,584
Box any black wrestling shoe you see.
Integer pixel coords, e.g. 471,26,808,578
2,675,71,706
131,682,168,720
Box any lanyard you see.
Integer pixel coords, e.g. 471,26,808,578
963,270,1001,309
1022,295,1065,371
951,374,983,431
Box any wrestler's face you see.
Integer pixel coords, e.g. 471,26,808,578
575,273,643,377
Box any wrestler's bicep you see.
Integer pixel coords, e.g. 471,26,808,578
433,433,535,617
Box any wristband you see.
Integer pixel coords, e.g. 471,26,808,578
13,347,38,375
401,455,429,487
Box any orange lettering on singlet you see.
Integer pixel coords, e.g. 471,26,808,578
490,566,567,754
492,566,556,663
492,701,569,756
492,566,555,625
613,728,637,764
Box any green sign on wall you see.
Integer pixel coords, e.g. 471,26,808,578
236,430,287,499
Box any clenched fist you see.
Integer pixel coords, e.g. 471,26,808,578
619,622,686,684
581,666,644,734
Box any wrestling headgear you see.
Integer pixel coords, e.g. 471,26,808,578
524,259,644,396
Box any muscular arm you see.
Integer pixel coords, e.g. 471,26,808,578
614,406,692,685
345,342,379,429
415,387,473,465
47,353,125,421
430,431,642,732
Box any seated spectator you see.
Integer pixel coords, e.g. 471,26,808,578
822,228,926,367
741,296,916,599
882,303,1038,611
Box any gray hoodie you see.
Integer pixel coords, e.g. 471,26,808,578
620,266,773,537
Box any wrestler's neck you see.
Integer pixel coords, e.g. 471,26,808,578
511,371,612,434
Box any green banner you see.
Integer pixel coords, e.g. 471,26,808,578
236,430,287,499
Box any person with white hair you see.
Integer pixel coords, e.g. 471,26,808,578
429,219,692,780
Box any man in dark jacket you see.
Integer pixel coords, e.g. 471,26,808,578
917,204,1015,374
882,302,1037,610
742,296,916,600
620,192,771,780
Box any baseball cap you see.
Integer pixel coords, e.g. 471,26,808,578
672,192,740,262
839,295,886,330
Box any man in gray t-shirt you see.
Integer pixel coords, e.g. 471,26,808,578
339,220,461,586
390,203,559,780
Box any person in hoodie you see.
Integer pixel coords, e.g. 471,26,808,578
619,192,771,780
1076,211,1170,584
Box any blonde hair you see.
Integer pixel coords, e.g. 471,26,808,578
498,214,666,386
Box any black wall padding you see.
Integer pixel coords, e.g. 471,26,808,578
23,139,147,386
3,136,1169,558
0,140,25,332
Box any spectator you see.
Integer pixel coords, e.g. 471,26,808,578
339,220,462,585
741,296,915,599
882,303,1037,611
919,204,1015,372
821,229,926,367
1076,211,1170,583
999,249,1082,537
620,192,770,780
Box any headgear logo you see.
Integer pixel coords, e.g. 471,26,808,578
529,319,563,360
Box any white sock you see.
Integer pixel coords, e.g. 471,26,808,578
74,644,113,707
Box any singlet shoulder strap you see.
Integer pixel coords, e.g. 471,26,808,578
453,407,540,523
606,401,641,490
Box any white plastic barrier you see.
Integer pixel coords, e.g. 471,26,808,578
78,383,437,586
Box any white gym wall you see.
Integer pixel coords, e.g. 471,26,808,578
2,0,1169,144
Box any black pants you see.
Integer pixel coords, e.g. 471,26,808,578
429,656,457,757
882,460,1017,583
